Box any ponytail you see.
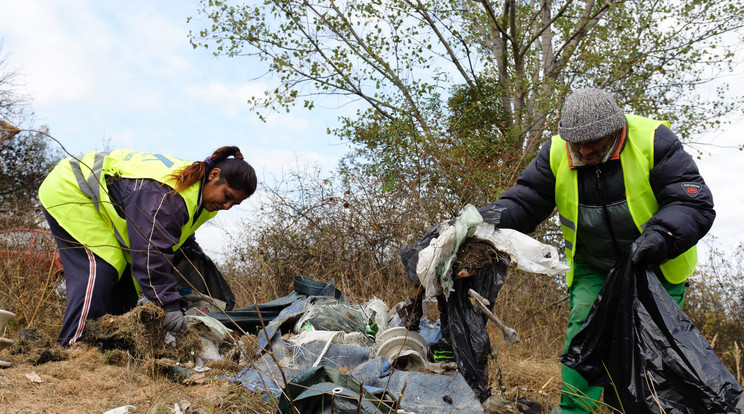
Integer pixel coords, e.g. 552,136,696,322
169,146,257,196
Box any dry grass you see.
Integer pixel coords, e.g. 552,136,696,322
0,256,65,340
487,269,568,410
0,231,276,413
0,344,275,414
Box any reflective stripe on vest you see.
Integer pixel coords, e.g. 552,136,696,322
550,114,697,286
39,150,217,277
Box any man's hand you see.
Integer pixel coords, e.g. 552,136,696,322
631,225,671,265
163,310,187,333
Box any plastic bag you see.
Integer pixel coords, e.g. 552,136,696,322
561,253,744,413
173,238,236,311
437,250,507,401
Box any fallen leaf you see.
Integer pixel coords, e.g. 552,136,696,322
26,372,43,384
183,373,209,385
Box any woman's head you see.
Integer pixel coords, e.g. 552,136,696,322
202,146,257,211
170,146,257,211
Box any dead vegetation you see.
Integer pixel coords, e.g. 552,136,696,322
0,343,275,413
0,301,276,414
1,197,742,413
81,303,203,363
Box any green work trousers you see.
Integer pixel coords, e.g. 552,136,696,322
557,262,686,413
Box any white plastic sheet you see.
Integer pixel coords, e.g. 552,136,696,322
413,204,569,297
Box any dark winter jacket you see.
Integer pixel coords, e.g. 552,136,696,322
108,178,199,311
479,120,715,276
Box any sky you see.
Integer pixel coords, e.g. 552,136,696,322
1,1,742,260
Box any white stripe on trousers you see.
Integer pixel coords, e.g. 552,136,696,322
69,248,97,345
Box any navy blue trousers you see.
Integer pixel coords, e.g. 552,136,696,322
43,210,138,346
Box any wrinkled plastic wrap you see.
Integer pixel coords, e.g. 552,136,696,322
562,253,744,413
207,276,340,334
400,205,568,299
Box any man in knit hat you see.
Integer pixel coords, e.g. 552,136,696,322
478,88,715,413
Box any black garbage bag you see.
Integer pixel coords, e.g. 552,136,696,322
561,253,744,413
173,237,236,311
437,252,506,401
401,225,508,401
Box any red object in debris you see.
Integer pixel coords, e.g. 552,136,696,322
0,228,63,274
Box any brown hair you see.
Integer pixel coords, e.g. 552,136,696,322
169,146,257,196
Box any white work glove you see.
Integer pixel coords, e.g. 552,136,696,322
163,310,187,334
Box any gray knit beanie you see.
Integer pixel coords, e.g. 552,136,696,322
558,88,626,143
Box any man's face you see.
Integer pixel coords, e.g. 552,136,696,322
572,131,618,165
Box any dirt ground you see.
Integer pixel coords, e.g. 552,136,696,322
0,344,269,414
0,304,273,414
0,340,559,414
0,292,562,414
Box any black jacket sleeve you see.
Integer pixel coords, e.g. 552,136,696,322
111,179,189,312
645,125,715,258
478,141,557,233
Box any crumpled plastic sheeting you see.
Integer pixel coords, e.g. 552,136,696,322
228,295,482,412
413,204,483,298
231,341,372,395
472,225,569,276
185,314,235,364
352,357,484,413
401,204,568,299
287,330,370,349
185,314,233,342
294,297,388,345
235,294,375,394
256,297,315,352
277,365,395,414
208,276,342,334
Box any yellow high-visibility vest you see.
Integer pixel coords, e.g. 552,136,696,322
39,150,217,278
550,115,697,286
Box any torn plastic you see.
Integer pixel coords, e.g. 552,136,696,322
561,253,744,413
411,204,484,298
207,276,341,334
185,314,234,364
287,330,370,350
351,357,484,413
436,254,507,400
294,297,387,345
277,365,396,414
400,204,568,299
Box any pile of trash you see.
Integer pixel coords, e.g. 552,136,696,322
12,204,565,413
224,278,483,413
202,204,566,413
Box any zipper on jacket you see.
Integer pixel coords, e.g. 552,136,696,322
596,166,621,255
